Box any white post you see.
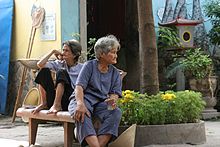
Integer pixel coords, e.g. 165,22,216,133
79,0,87,62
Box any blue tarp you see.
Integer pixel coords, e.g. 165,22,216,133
0,0,14,114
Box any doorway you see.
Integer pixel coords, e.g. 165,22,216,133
87,0,125,40
86,0,140,90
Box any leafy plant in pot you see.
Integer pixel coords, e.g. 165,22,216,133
181,48,213,80
174,48,217,109
116,90,206,146
165,48,213,79
165,48,215,88
118,90,205,125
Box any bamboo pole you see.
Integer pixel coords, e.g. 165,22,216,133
12,27,36,122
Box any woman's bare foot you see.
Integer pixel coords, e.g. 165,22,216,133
31,104,48,114
47,105,62,114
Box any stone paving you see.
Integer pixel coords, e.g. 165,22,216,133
1,115,220,147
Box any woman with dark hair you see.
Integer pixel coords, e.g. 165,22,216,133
68,35,122,147
32,39,83,114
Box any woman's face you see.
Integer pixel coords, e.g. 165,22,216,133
62,44,75,61
101,47,118,64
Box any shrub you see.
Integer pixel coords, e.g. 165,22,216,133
165,48,213,80
180,48,213,79
118,90,206,125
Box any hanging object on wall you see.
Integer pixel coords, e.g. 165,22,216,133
32,6,45,29
41,13,56,41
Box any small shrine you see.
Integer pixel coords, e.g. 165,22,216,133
159,18,203,48
159,18,203,91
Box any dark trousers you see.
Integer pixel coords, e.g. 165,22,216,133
35,68,73,111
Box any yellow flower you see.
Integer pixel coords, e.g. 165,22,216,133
123,98,130,103
161,93,176,101
122,91,125,97
124,93,134,100
124,90,133,94
120,90,137,104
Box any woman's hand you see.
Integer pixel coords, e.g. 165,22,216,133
74,101,90,123
105,94,119,110
53,50,63,60
37,49,62,68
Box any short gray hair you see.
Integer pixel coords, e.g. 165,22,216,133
94,35,120,59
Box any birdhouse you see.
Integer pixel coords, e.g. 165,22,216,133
159,18,203,48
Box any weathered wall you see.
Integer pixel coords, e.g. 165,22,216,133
12,0,61,61
8,0,80,114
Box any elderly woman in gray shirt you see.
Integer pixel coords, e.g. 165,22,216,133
68,35,122,147
32,39,83,114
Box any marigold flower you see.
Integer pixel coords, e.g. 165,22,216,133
120,90,137,104
161,93,176,101
124,90,132,94
124,93,134,100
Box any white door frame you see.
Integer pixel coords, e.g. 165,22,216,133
79,0,87,61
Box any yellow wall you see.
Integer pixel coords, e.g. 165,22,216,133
12,0,61,61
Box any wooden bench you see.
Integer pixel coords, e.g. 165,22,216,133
16,107,75,147
16,70,127,147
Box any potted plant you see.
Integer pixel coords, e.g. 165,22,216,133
165,48,217,108
180,48,213,80
180,48,218,110
117,90,206,146
165,48,213,79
